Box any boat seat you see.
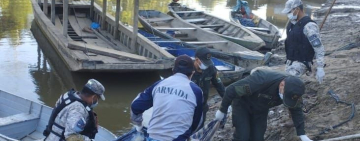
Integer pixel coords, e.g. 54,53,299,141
185,18,207,23
177,37,198,41
175,11,204,14
155,27,196,30
246,27,270,33
152,40,182,43
0,113,39,140
199,24,224,28
186,41,228,45
146,17,173,23
0,113,38,127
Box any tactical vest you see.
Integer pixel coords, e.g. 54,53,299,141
285,16,316,70
43,89,98,140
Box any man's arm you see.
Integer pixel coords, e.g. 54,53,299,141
304,22,325,68
289,107,305,136
64,103,92,141
130,80,163,126
211,68,225,97
219,70,264,113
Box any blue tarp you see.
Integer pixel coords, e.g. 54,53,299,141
137,30,235,71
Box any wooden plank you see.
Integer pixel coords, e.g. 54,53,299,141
175,11,203,14
146,17,173,22
152,40,181,43
246,27,270,32
198,24,224,28
155,27,196,30
68,42,149,62
184,18,207,23
186,41,228,45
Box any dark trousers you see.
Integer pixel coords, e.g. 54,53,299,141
232,103,268,141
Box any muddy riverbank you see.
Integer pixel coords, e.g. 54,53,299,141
207,0,360,140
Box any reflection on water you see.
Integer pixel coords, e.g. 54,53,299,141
0,0,328,136
97,0,326,39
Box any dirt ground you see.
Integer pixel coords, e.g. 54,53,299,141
206,0,360,140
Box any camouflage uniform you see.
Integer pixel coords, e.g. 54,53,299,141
44,79,105,141
45,92,92,141
285,14,325,77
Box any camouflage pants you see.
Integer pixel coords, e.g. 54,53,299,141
285,60,308,77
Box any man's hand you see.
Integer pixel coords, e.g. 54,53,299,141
316,67,325,84
215,110,225,121
134,125,143,132
130,111,143,127
299,135,313,141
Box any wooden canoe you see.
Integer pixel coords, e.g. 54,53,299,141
229,11,281,49
31,0,175,73
138,10,271,72
138,29,246,85
168,6,266,51
0,90,116,141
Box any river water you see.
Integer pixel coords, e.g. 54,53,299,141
0,0,326,135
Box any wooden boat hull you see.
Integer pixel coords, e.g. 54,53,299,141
229,12,281,49
0,90,116,140
168,6,265,51
138,10,270,72
31,0,175,73
138,30,246,85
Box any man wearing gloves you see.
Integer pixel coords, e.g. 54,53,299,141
215,69,312,141
131,55,203,141
192,47,225,128
283,0,325,84
44,79,105,141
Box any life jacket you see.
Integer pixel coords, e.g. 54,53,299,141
43,89,98,140
285,16,316,71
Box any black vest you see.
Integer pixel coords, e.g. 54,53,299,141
285,16,315,63
43,89,98,140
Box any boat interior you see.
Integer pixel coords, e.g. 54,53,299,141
139,10,264,59
169,6,253,39
0,90,115,141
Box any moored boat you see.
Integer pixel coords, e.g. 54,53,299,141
168,5,265,51
138,10,271,72
138,29,246,85
229,0,281,49
31,0,174,73
0,90,116,141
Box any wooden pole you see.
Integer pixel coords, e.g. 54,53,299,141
114,0,121,39
320,0,336,31
90,0,94,20
321,133,360,141
131,0,139,53
63,0,69,37
101,0,107,30
43,0,48,15
51,0,55,25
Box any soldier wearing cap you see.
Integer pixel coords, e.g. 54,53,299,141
168,0,180,6
282,0,325,84
44,79,105,141
214,69,312,141
191,47,225,128
131,55,203,141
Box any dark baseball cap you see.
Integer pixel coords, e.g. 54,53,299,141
173,55,194,75
195,47,213,66
283,76,305,108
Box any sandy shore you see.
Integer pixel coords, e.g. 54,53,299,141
206,0,360,140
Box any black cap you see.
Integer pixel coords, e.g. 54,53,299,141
173,55,194,75
283,76,305,108
195,47,213,66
